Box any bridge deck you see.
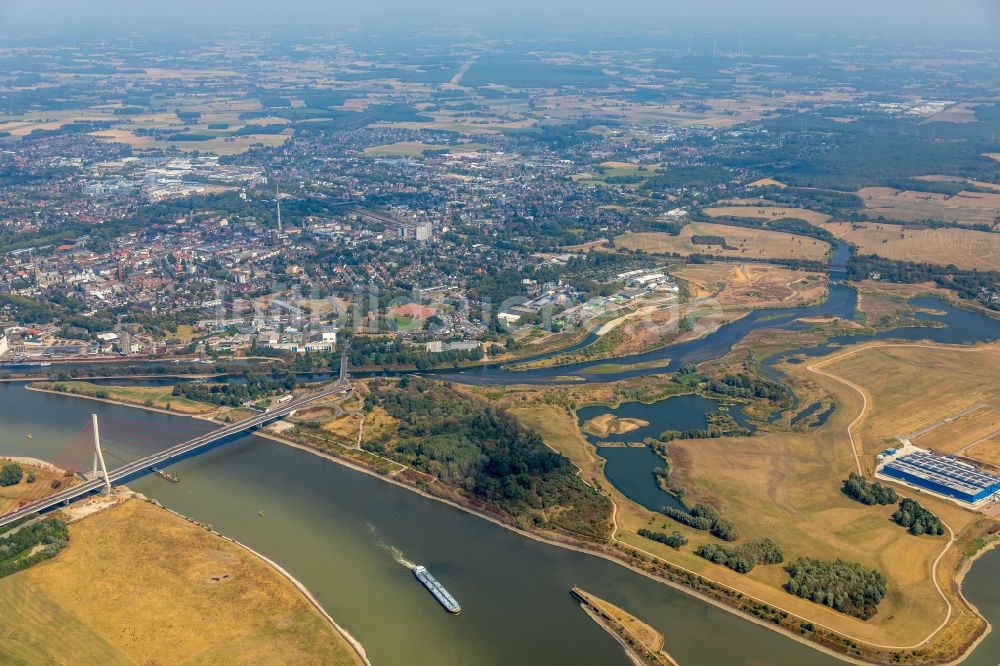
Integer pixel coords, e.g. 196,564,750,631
0,383,349,529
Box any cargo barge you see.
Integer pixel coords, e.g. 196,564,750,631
412,565,461,614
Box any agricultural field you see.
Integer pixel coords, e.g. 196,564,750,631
856,186,1000,228
702,204,832,226
816,220,1000,270
819,344,1000,464
912,406,1000,460
363,141,487,156
612,222,831,262
747,177,788,188
928,102,982,124
90,128,291,155
0,499,362,665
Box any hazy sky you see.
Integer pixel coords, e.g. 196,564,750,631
2,0,1000,38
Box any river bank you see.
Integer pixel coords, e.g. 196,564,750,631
17,375,994,665
0,493,367,665
150,499,371,665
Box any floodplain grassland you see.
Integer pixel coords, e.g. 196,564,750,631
964,434,1000,469
913,407,1000,457
612,222,831,262
662,346,991,653
502,346,996,657
30,381,216,415
816,220,1000,270
821,345,1000,468
0,499,364,665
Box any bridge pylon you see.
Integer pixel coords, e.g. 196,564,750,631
92,414,111,494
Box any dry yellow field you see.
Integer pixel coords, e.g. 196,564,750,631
702,204,832,226
856,187,1000,228
821,345,1000,461
0,499,363,665
965,434,1000,469
363,141,485,156
0,463,71,514
90,129,290,155
913,407,1000,456
817,220,1000,270
613,222,830,262
662,344,996,649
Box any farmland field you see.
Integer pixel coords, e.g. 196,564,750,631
611,222,831,261
817,220,1000,270
702,204,832,226
856,186,1000,228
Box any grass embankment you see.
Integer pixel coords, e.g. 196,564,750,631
30,381,216,415
0,499,364,665
572,587,677,666
0,461,74,514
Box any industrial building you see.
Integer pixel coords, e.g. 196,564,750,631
877,447,1000,506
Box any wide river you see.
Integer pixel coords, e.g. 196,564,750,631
4,380,1000,665
5,243,1000,664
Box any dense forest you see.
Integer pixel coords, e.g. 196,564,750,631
364,378,612,538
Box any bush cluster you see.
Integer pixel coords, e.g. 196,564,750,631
695,537,784,574
660,503,737,541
